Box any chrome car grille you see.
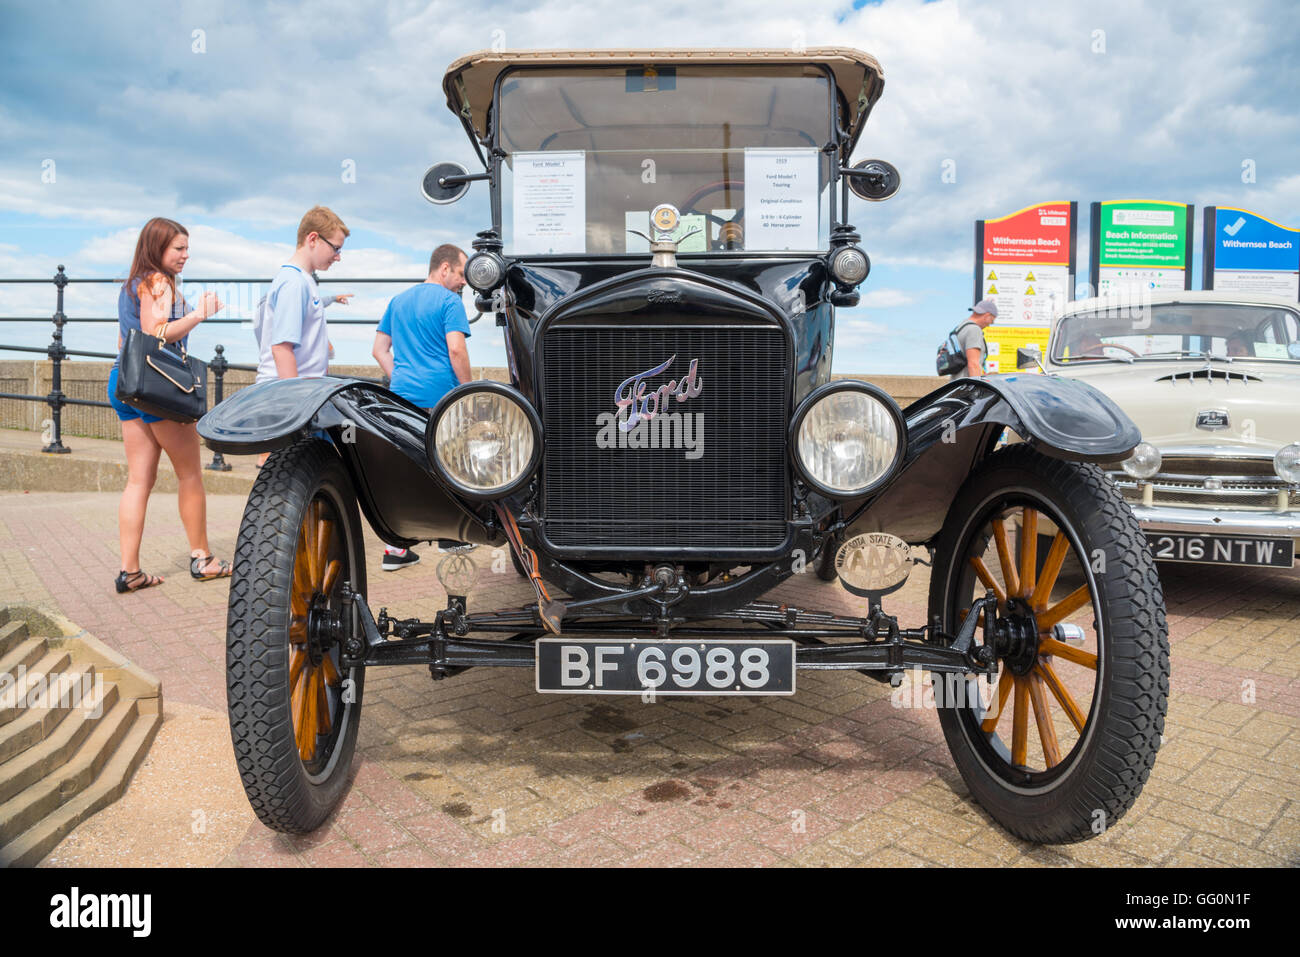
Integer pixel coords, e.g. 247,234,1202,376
538,322,790,552
1106,456,1297,512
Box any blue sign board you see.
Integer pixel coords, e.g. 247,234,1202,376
1205,207,1300,298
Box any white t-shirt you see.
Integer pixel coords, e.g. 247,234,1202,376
256,265,329,383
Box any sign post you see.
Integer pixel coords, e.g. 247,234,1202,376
1089,199,1193,296
973,201,1076,373
1203,206,1300,299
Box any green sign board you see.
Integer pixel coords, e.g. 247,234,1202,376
1095,200,1190,268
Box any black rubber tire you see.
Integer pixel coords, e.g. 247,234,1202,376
929,444,1168,844
226,437,367,833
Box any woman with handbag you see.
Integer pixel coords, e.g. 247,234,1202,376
107,216,232,592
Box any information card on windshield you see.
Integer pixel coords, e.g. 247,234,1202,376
512,151,586,254
744,148,819,250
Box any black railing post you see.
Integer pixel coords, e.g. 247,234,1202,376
205,343,232,471
42,265,71,453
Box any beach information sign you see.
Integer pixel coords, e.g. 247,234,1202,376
1203,206,1300,299
1090,200,1193,296
973,201,1076,373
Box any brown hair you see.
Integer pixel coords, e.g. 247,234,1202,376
297,206,350,247
429,244,466,274
126,217,188,306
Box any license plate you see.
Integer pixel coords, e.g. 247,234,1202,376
535,638,796,695
1146,532,1295,568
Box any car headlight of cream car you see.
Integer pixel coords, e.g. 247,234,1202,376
1275,443,1300,484
1122,442,1162,480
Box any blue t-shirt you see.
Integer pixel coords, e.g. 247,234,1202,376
377,284,472,408
115,275,188,370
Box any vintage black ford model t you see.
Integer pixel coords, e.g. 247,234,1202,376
200,48,1169,844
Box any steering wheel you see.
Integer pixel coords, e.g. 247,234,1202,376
681,180,745,250
1099,343,1142,357
1076,342,1141,358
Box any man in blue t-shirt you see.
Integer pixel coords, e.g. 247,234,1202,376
372,244,472,570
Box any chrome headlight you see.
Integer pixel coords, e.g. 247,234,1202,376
426,383,540,499
464,252,505,293
1275,443,1300,484
1122,442,1162,480
829,246,870,286
791,382,905,498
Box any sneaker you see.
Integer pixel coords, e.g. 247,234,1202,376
437,539,475,553
382,548,421,571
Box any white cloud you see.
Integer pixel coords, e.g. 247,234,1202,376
3,0,1298,374
834,317,892,348
858,288,917,308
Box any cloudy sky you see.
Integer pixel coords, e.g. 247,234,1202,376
1,0,1297,372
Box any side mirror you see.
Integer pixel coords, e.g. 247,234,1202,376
421,161,474,205
845,159,901,202
1016,346,1043,371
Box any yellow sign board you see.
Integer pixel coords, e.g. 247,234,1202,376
984,326,1050,374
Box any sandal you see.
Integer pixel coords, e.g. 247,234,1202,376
190,554,233,582
115,569,164,593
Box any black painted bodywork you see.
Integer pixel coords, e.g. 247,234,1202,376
199,51,1142,622
198,262,1139,616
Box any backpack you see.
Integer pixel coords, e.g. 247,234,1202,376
936,320,979,376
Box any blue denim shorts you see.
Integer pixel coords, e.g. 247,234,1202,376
107,366,163,424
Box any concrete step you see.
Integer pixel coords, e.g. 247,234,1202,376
0,648,76,730
0,663,103,765
0,637,50,693
0,693,135,848
0,620,28,658
0,673,112,807
0,707,162,867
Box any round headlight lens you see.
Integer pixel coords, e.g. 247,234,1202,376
829,246,870,286
433,390,536,495
1274,443,1300,484
464,252,504,292
1122,442,1162,480
796,388,902,496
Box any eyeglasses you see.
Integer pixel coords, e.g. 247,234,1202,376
316,234,342,256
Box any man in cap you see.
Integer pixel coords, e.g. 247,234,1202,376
953,298,998,379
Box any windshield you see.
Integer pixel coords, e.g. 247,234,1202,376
1052,302,1300,363
497,66,834,255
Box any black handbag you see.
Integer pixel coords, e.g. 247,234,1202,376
115,323,208,423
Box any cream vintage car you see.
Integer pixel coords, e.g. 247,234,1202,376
1020,291,1300,570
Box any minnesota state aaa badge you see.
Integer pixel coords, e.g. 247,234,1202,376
436,551,480,600
835,532,913,600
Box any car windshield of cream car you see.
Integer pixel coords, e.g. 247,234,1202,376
497,65,834,254
1051,302,1300,363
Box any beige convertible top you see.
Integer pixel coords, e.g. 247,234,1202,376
442,47,885,149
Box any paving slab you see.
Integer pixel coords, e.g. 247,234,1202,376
2,488,1296,867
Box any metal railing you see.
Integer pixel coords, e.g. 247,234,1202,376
0,266,406,468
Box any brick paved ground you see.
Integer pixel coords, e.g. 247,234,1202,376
2,489,1297,867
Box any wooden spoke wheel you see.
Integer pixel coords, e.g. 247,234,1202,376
290,497,349,771
226,438,367,833
929,445,1169,844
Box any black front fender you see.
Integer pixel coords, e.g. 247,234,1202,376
198,376,385,454
198,378,504,549
841,373,1139,543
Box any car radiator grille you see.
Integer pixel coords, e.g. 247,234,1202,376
539,323,789,551
1106,457,1297,511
